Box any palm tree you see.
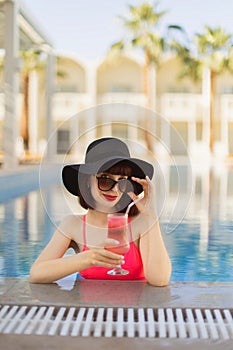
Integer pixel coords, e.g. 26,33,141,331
0,56,3,70
170,41,202,83
19,49,44,150
109,1,183,151
174,26,233,152
196,26,233,152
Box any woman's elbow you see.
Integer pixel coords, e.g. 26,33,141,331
146,277,170,287
29,267,38,283
145,267,172,287
29,265,44,284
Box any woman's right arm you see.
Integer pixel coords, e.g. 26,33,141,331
29,218,124,283
29,228,77,283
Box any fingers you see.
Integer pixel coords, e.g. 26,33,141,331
127,176,156,214
82,239,125,269
83,248,125,268
128,176,149,199
131,176,150,194
100,249,124,264
97,238,120,248
127,191,138,201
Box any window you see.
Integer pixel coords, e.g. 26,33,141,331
57,129,70,154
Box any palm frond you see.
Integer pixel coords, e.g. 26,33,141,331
110,40,125,51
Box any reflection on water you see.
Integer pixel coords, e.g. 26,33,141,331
0,163,232,281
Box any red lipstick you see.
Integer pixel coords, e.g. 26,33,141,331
103,194,117,202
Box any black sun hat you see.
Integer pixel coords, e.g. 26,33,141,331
62,137,154,196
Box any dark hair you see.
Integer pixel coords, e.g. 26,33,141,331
78,161,140,216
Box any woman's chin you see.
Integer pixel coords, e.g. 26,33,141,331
95,200,118,213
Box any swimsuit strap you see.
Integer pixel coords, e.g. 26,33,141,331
82,214,87,248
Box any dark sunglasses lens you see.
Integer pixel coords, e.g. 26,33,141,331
118,179,134,193
98,177,115,191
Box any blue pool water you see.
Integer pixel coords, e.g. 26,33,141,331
0,164,233,282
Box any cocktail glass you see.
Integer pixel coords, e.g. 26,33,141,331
106,213,130,275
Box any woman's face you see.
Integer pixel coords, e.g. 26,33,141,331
90,172,128,212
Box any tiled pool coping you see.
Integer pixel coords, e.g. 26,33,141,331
1,333,232,350
1,278,233,309
0,279,232,349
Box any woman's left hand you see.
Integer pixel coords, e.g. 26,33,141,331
128,176,156,216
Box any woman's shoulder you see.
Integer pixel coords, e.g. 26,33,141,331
130,213,148,238
60,214,85,225
57,213,85,239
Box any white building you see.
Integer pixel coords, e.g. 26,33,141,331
0,3,233,165
52,53,233,161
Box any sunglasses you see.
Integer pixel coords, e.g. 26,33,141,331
96,176,133,193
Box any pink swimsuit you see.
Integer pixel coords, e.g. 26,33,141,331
79,215,146,280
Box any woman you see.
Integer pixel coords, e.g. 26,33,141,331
30,137,171,286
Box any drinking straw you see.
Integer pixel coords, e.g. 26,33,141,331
125,196,143,216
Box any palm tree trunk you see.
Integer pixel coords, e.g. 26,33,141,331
21,73,29,150
144,51,153,152
143,52,149,97
209,70,216,152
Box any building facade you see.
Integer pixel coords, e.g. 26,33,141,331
1,52,233,161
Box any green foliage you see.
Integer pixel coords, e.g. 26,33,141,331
109,1,171,65
194,26,233,74
19,49,45,74
171,41,202,82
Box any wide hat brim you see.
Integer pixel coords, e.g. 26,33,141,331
62,156,154,196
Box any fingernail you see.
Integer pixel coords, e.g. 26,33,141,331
113,240,120,244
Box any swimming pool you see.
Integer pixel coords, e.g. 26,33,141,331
0,163,232,282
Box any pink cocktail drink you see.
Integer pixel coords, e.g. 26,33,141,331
107,214,130,255
106,213,130,275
